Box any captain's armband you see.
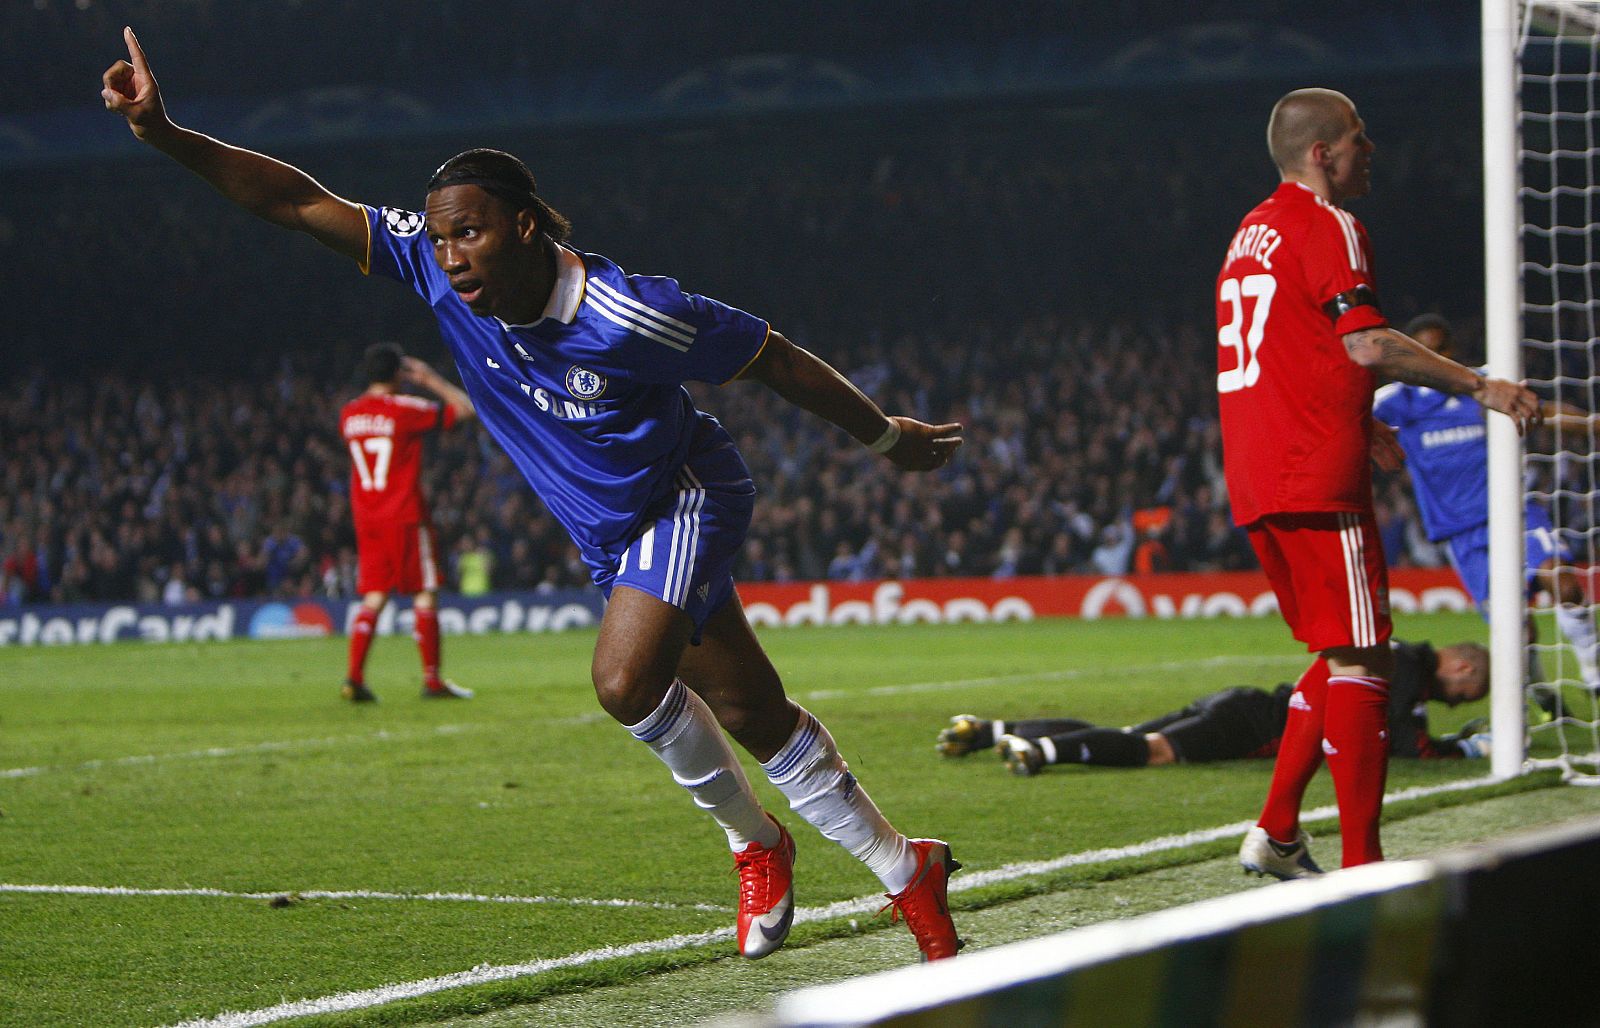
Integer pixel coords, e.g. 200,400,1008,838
1322,285,1382,323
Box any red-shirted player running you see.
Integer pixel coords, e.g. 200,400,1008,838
1217,89,1539,877
340,343,477,702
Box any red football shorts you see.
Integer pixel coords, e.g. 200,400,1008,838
356,521,441,595
1247,510,1391,652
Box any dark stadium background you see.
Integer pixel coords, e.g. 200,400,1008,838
0,1,1486,605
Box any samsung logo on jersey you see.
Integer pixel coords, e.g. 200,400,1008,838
1420,424,1485,448
519,384,599,420
343,414,396,438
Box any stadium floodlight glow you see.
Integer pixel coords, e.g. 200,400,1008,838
1487,0,1600,783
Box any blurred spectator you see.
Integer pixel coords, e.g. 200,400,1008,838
455,530,494,597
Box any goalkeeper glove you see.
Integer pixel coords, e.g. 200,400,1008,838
1440,718,1489,750
1456,732,1493,759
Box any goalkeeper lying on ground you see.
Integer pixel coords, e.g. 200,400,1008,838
939,639,1492,775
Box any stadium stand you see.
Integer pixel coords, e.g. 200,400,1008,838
0,4,1482,606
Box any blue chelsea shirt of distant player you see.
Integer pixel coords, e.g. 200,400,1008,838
361,204,769,575
1372,377,1493,541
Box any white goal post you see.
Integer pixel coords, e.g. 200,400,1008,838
1485,0,1600,782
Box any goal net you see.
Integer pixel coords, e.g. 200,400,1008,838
1493,0,1600,781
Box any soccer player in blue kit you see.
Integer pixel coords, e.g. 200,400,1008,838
1375,314,1600,701
103,29,964,960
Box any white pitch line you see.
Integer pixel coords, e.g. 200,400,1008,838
165,774,1504,1028
948,774,1502,890
0,725,480,779
0,882,729,913
167,927,740,1028
0,713,615,780
801,653,1306,701
4,659,1292,777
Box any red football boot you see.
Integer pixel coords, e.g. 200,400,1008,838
880,838,963,961
734,817,796,959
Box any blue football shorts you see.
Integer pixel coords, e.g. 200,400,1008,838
1445,501,1568,612
595,439,755,644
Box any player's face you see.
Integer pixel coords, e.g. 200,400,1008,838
1440,656,1488,705
1412,326,1454,358
1325,108,1375,202
424,185,540,320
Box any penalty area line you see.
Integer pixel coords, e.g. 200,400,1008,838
2,713,616,780
165,774,1504,1028
0,725,482,780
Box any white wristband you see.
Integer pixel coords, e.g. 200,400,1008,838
866,420,901,454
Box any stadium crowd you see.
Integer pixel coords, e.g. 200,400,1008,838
0,314,1456,607
1,45,1489,607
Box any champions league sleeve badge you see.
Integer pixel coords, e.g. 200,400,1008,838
382,208,426,237
565,366,608,400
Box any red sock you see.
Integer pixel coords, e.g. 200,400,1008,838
1257,659,1330,842
1323,675,1390,867
347,606,379,684
414,607,442,689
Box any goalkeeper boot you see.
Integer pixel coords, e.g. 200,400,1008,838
936,715,995,757
880,839,963,962
1239,825,1323,881
734,816,795,959
422,680,474,700
342,679,378,703
997,734,1045,777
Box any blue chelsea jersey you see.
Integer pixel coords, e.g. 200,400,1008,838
1372,379,1489,541
362,205,769,572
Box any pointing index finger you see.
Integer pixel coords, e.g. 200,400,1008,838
124,26,150,75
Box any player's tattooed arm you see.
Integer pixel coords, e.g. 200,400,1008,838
102,27,367,263
1343,326,1543,431
740,330,962,471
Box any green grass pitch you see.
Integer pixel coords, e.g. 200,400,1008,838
3,611,1596,1026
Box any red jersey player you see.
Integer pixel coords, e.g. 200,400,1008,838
1217,89,1539,877
340,343,476,702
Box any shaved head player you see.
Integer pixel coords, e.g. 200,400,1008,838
1216,88,1539,878
104,29,963,960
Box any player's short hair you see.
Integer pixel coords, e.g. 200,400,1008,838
1404,313,1453,338
1447,641,1491,698
362,342,404,386
1267,88,1355,174
426,148,573,243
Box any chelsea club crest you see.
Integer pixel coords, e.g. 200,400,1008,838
565,366,607,400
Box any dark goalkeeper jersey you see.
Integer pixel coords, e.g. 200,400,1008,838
1266,640,1465,759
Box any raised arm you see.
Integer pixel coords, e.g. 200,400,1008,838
1342,325,1542,430
739,330,962,471
101,27,367,264
401,357,476,423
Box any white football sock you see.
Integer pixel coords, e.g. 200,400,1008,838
626,679,780,853
762,706,918,894
1555,604,1600,687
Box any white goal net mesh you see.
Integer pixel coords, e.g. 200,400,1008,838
1519,0,1600,779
